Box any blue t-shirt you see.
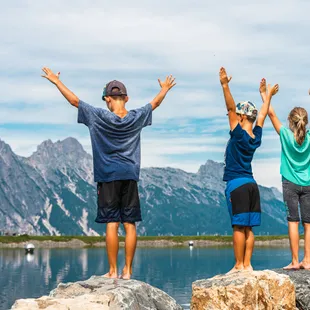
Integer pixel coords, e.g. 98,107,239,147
223,124,262,181
78,100,152,182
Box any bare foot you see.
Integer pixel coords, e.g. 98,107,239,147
283,263,300,270
226,266,244,275
119,267,132,280
299,261,310,270
119,273,131,280
244,265,253,272
103,271,118,279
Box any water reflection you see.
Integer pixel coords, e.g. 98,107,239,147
0,246,295,310
25,253,35,263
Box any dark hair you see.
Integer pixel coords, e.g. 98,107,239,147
246,113,257,123
288,107,308,145
236,111,257,123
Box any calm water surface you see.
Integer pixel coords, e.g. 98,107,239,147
1,246,298,309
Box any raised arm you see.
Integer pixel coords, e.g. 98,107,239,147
259,78,282,134
256,83,279,128
259,78,267,103
268,104,282,134
150,75,176,111
41,67,79,108
219,67,238,131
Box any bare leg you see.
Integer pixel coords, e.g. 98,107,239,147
300,223,310,269
244,227,254,271
104,222,120,278
227,226,245,274
121,222,137,280
283,221,300,270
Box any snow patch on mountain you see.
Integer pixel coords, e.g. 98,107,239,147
78,209,91,235
54,194,70,217
44,198,53,220
42,219,60,236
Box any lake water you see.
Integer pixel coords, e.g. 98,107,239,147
1,246,298,310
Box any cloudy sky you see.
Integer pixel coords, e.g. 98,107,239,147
1,0,310,190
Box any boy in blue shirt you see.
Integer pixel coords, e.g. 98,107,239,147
219,67,278,274
42,67,176,279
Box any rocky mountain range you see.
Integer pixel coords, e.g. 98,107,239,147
0,138,288,236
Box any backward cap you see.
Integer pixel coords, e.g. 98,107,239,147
102,80,127,101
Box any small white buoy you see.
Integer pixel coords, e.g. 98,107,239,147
26,253,35,262
188,240,194,247
25,243,35,254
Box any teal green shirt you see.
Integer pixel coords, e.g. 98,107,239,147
280,126,310,186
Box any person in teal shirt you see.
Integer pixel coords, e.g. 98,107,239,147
262,79,310,270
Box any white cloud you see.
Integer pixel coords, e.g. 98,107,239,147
1,0,310,188
253,158,282,191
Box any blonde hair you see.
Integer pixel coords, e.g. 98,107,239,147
288,107,308,145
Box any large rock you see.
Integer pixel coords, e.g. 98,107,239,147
274,269,310,310
12,276,183,310
191,270,295,310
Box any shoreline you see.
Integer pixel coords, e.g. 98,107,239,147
0,236,298,248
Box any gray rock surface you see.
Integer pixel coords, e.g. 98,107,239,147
274,269,310,310
12,276,183,310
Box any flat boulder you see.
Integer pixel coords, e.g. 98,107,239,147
273,269,310,310
12,276,183,310
191,270,295,310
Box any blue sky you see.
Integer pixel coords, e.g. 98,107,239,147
1,0,310,190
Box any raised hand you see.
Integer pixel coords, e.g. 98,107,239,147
259,78,266,94
158,75,176,91
219,67,232,85
41,67,60,85
267,84,279,97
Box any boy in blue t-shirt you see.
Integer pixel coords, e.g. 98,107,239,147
42,67,176,279
219,67,278,274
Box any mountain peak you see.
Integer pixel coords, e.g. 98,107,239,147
26,137,93,183
198,160,224,175
0,139,13,154
58,137,84,153
37,139,53,151
32,138,87,158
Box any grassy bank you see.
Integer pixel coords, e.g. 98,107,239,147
0,235,295,245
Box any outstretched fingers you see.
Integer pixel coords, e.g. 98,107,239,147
168,75,176,89
219,67,232,84
270,84,279,96
158,75,176,90
219,67,225,78
259,78,266,93
41,67,52,78
41,67,60,85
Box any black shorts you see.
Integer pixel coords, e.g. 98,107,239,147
95,180,141,224
225,179,261,227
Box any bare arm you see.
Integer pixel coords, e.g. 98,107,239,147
259,78,267,103
259,78,282,133
256,83,279,128
150,75,176,111
268,104,282,134
41,67,79,108
219,67,238,131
